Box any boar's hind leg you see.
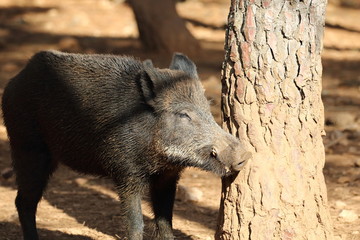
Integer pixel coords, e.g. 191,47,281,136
150,171,180,240
12,143,55,240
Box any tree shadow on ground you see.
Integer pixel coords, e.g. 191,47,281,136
0,221,93,240
322,57,360,87
43,167,199,239
322,93,360,107
0,5,226,65
1,166,199,239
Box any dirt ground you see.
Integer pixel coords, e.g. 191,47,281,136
0,0,359,239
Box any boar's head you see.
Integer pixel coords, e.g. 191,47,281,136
139,53,252,176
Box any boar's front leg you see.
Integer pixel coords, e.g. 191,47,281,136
120,192,144,240
150,170,180,240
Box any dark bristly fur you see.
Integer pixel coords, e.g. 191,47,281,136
2,51,251,240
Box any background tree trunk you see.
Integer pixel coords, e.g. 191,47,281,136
127,0,200,57
216,0,334,239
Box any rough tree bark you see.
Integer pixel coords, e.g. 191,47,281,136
127,0,200,56
216,0,334,239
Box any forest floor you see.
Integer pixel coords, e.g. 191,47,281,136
0,0,359,239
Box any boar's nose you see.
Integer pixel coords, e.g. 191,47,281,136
213,129,252,173
231,151,252,171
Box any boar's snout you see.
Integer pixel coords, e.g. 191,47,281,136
231,151,252,171
213,134,252,175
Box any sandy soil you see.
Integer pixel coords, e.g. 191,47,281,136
0,0,359,239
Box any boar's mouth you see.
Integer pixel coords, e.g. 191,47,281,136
161,144,251,177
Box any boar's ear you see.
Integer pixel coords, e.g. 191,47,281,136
139,64,165,105
169,53,198,79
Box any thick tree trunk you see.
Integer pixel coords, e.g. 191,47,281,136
216,0,334,239
127,0,200,56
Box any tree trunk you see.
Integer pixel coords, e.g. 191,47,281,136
127,0,200,57
216,0,334,239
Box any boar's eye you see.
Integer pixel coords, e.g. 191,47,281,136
177,112,192,121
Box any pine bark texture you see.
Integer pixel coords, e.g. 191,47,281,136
217,0,333,239
128,0,200,56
